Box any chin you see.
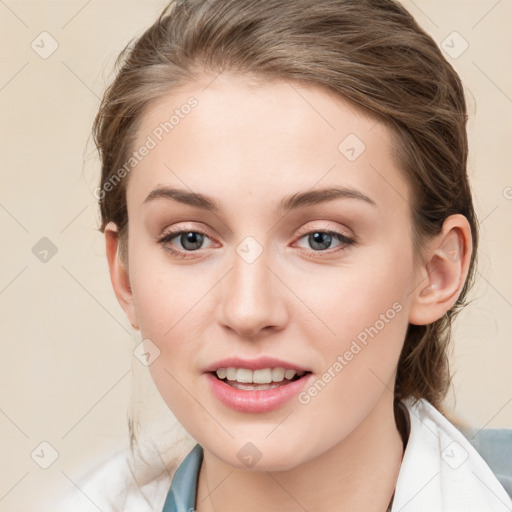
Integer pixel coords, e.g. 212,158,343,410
208,438,311,472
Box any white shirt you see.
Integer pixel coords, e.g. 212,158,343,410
393,398,511,511
51,398,512,511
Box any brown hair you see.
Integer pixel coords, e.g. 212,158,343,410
93,0,478,415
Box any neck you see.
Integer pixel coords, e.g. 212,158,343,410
196,393,404,512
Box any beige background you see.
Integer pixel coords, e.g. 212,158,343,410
1,0,511,510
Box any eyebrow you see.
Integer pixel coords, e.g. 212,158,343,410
143,185,377,213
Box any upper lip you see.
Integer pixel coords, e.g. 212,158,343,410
203,356,311,373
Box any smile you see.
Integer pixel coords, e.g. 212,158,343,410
214,367,307,386
207,369,313,413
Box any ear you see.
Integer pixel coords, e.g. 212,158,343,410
408,214,473,325
104,222,139,330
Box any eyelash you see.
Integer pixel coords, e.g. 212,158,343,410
158,227,356,260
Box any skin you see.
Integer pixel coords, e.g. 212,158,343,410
105,73,472,512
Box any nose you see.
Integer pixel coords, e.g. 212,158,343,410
217,246,288,339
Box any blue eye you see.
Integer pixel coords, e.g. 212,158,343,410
173,232,205,251
296,229,355,256
307,231,337,250
158,228,356,259
158,230,212,258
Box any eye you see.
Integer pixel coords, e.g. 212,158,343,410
295,229,356,256
158,229,214,258
158,226,356,259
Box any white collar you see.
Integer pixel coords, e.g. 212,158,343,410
394,398,512,511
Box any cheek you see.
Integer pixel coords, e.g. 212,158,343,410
128,241,201,338
294,245,414,407
292,260,411,450
298,247,413,343
131,260,207,424
128,254,210,402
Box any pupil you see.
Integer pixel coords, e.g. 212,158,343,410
181,232,203,250
309,232,332,250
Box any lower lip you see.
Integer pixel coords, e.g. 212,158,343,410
205,373,313,413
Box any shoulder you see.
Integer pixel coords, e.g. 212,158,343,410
393,398,512,511
49,443,185,512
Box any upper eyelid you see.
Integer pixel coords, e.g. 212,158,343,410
160,219,352,237
159,224,350,238
294,223,353,239
159,227,214,244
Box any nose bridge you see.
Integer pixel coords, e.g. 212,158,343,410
217,237,286,337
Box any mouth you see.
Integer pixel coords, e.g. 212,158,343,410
209,367,312,391
205,365,314,413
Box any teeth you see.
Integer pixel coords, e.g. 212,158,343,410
215,367,306,384
284,369,297,380
236,368,254,383
226,367,237,380
249,368,273,384
271,367,285,382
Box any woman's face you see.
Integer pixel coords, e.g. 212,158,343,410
121,74,420,470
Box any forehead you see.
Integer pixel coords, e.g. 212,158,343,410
127,74,410,216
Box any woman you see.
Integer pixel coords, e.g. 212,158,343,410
57,0,512,510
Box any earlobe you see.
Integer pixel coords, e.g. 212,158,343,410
104,222,139,330
409,214,472,326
